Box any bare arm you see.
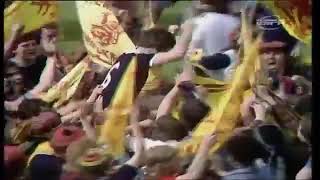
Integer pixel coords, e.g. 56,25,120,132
156,86,179,119
94,96,104,113
4,24,24,60
79,103,97,141
156,62,193,119
177,135,217,180
28,55,57,97
125,105,145,167
57,101,79,116
151,20,194,66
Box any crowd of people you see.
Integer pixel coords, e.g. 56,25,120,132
4,1,312,180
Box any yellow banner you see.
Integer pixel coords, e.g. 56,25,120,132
76,1,135,68
259,0,311,44
41,1,161,111
4,1,58,41
40,60,89,108
180,12,261,155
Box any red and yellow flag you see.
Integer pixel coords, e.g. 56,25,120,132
76,1,135,68
41,2,134,106
4,1,58,41
41,1,162,107
259,0,312,44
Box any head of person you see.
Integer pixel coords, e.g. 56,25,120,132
29,154,64,180
178,81,210,130
294,95,312,116
118,10,140,32
9,73,25,97
4,62,22,98
180,98,210,130
144,145,181,179
30,111,61,136
150,115,189,141
12,32,39,61
223,132,270,167
136,27,176,52
4,62,25,99
258,16,297,77
17,99,47,120
253,124,286,158
41,23,58,54
65,138,114,178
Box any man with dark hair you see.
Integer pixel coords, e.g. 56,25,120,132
5,23,63,113
150,115,189,141
222,133,271,180
6,30,46,91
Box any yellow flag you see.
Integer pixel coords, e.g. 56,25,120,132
76,1,135,68
180,12,262,155
40,60,89,108
76,1,161,94
4,1,58,41
259,0,311,44
41,2,134,106
41,1,161,113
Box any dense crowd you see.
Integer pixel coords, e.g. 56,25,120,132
4,1,312,180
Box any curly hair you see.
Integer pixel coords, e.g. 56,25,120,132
136,27,176,52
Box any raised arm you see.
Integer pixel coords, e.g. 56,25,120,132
125,105,145,167
156,85,179,119
4,24,24,60
151,20,194,66
177,134,218,180
156,62,193,119
27,55,57,97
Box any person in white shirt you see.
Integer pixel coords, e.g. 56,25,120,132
188,1,240,81
190,3,240,56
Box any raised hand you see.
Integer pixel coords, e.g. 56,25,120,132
92,85,104,96
11,23,25,35
41,28,58,54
